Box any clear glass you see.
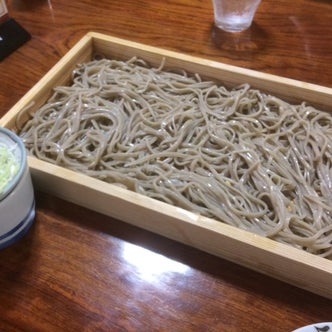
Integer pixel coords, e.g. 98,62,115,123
0,0,8,18
212,0,261,32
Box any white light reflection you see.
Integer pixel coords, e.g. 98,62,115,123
122,242,190,283
47,0,55,23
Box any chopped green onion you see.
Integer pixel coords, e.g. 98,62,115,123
0,143,19,194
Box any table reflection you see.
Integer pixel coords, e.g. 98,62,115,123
122,242,191,283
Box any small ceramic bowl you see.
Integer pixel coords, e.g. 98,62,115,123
293,322,332,332
0,127,35,249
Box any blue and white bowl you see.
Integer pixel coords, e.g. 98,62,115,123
0,127,35,249
293,322,332,332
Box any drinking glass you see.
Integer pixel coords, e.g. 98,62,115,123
212,0,262,32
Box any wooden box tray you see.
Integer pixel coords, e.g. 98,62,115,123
1,32,332,299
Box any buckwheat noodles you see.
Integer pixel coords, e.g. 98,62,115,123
18,57,332,257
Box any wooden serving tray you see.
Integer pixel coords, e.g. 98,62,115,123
1,32,332,299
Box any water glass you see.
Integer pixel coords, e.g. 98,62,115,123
212,0,262,32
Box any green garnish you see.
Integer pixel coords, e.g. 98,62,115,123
0,143,19,194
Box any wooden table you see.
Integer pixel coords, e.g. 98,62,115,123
1,0,332,330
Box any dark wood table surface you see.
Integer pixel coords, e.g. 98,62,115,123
1,0,332,331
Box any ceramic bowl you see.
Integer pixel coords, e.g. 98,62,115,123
293,322,332,332
0,127,35,249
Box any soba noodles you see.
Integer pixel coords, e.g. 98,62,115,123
18,57,332,257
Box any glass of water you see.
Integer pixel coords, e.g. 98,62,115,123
212,0,262,32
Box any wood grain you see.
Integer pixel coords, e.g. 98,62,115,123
1,0,332,330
